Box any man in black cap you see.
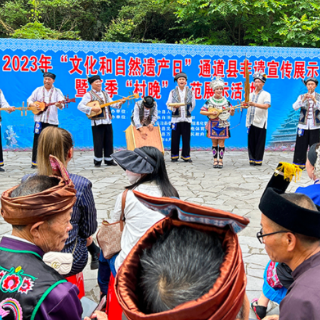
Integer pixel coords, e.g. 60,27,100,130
77,75,125,167
0,90,15,172
245,71,271,166
131,96,158,139
166,72,195,162
292,77,320,169
259,188,320,320
27,70,64,168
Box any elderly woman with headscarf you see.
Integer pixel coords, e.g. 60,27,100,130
98,146,179,296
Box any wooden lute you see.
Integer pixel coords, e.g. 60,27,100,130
31,98,76,115
86,94,139,119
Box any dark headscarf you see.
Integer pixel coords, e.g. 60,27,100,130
174,72,188,82
88,75,102,85
41,69,56,80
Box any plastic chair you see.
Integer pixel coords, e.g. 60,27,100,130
106,273,123,319
65,272,85,299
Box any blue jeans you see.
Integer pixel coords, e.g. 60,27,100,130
98,250,118,295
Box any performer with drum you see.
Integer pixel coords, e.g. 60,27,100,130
0,90,15,172
131,95,158,140
292,77,320,169
245,71,271,166
200,77,234,168
77,75,125,167
27,70,64,168
166,72,195,162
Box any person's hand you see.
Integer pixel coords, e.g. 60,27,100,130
211,111,218,116
241,102,248,109
55,102,63,109
247,101,255,107
84,310,108,320
8,107,15,113
262,315,279,320
119,98,126,106
141,132,148,140
147,124,154,131
91,106,101,113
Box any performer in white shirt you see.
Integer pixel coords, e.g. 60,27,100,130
131,96,158,140
0,90,15,172
245,71,271,166
292,77,320,168
77,75,125,167
166,72,196,162
27,70,64,168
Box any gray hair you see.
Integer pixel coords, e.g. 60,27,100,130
138,226,225,314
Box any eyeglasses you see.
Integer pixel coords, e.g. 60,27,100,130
256,228,292,244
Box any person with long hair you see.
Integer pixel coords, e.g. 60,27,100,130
22,126,99,276
98,146,179,295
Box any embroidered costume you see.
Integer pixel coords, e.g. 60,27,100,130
292,77,320,167
77,75,122,166
200,77,232,168
246,72,271,166
0,90,11,171
132,96,158,129
166,72,196,162
27,72,65,167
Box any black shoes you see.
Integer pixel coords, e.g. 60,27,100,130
90,252,99,270
105,160,117,166
31,165,37,169
171,159,178,162
183,159,193,163
0,167,5,172
94,163,101,167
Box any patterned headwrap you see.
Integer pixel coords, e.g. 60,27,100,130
115,192,250,320
1,155,77,225
304,77,318,86
253,71,267,83
40,69,56,80
209,76,225,90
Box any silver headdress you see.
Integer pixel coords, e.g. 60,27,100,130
209,76,224,90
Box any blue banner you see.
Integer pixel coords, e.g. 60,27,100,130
0,39,318,151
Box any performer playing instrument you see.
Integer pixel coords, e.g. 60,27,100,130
131,96,158,140
77,75,125,167
27,70,64,168
166,72,195,162
245,71,271,166
0,90,15,172
292,77,320,168
200,77,235,169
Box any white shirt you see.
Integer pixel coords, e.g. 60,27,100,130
246,90,271,129
293,92,320,130
133,101,158,129
27,86,65,125
166,87,196,124
77,89,122,126
111,182,164,271
0,90,11,127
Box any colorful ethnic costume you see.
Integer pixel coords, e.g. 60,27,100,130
292,77,320,167
201,77,232,166
27,72,65,167
131,96,158,129
167,72,195,162
78,75,122,166
0,90,11,171
246,72,271,166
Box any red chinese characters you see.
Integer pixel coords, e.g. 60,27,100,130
212,59,225,77
190,81,203,99
148,80,161,99
203,82,214,100
280,60,293,79
240,60,252,78
198,59,211,78
38,54,53,73
173,60,182,76
104,79,118,98
99,57,113,75
157,58,170,76
69,55,83,75
231,82,243,100
84,55,98,75
253,60,266,73
307,61,319,78
142,58,156,77
134,80,147,96
75,79,89,97
267,60,280,79
128,57,142,76
226,60,239,78
115,57,126,76
293,61,306,79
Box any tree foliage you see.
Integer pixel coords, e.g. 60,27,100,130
0,0,320,47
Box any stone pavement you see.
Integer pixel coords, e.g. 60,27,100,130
0,150,312,318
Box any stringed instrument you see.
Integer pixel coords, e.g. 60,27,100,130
86,94,139,119
208,105,244,120
0,102,29,116
31,98,76,115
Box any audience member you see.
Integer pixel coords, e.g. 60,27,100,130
0,156,107,320
98,146,179,295
259,190,320,320
22,126,99,275
114,192,250,320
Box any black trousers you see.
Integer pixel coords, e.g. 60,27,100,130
171,122,191,160
248,124,266,165
0,126,3,167
32,122,57,165
293,128,320,166
92,124,113,165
